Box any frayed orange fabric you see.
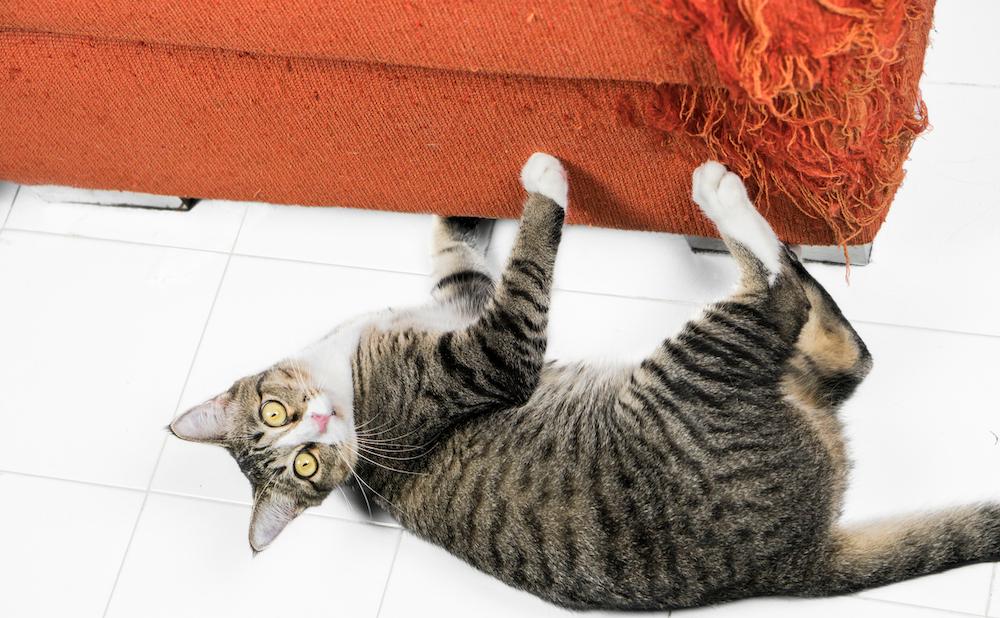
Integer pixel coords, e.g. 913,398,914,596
643,0,932,247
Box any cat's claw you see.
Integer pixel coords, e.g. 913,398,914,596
691,161,781,283
521,152,568,211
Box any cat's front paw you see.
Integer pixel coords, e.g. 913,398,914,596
520,152,568,210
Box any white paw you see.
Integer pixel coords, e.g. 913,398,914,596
520,152,568,210
691,161,781,283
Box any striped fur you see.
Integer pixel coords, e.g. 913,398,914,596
171,157,1000,610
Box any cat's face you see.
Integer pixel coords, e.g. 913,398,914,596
169,361,357,551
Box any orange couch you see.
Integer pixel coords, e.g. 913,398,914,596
0,1,933,246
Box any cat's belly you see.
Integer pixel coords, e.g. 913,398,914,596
390,369,836,610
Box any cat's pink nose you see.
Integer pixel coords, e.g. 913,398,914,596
310,413,331,433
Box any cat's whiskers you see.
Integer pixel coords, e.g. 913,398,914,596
354,435,431,451
356,443,432,457
356,433,436,452
342,445,411,519
345,443,428,476
353,415,396,437
356,424,427,445
333,448,372,518
352,414,384,432
356,441,432,462
334,482,357,517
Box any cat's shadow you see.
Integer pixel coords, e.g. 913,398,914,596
337,478,396,524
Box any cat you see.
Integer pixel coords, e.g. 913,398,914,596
169,153,1000,610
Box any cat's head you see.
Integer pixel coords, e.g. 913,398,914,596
169,360,357,551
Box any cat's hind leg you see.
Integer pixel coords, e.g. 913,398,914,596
783,254,873,411
690,161,810,343
430,216,496,317
692,161,872,408
614,163,812,431
692,161,783,292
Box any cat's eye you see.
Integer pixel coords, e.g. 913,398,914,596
293,451,318,479
260,401,288,427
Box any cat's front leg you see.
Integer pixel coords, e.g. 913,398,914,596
434,152,567,408
429,216,496,318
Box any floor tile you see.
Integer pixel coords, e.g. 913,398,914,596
105,493,400,618
0,474,144,618
923,1,1000,87
6,189,247,252
986,568,1000,616
859,564,993,617
0,182,17,227
674,596,969,617
235,202,435,273
487,219,736,306
548,289,701,363
151,255,431,523
0,232,228,487
379,532,575,618
834,323,1000,613
841,322,1000,524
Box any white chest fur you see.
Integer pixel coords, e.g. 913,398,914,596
292,301,474,418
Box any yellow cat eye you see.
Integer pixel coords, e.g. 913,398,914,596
260,400,288,427
293,451,319,479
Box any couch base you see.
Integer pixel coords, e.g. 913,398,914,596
0,31,883,245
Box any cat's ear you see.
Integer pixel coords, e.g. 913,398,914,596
169,392,231,443
249,490,304,552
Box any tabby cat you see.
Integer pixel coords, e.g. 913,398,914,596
170,153,1000,610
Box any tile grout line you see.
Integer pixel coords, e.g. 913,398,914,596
140,485,403,530
923,79,1000,90
549,286,1000,342
228,251,426,278
6,221,1000,342
2,225,230,256
374,530,405,618
2,225,428,278
853,594,987,617
985,564,997,616
100,207,250,618
846,317,1000,342
0,468,148,495
0,466,404,529
0,185,21,230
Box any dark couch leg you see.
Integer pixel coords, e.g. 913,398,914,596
28,185,199,211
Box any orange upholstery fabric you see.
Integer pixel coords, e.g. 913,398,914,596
0,2,933,245
0,1,716,84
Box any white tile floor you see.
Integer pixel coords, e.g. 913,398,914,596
1,6,998,617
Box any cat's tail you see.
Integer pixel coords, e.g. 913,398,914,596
796,504,1000,596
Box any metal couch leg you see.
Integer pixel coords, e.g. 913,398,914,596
685,235,872,266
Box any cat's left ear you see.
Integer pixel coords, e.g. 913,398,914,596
249,490,304,552
169,392,231,443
